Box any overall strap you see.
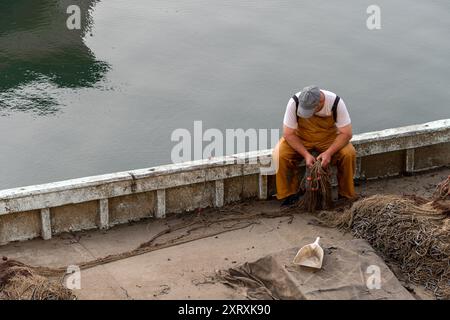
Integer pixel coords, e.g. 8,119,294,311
292,94,299,120
332,95,340,122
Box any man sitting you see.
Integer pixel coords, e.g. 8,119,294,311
273,85,357,207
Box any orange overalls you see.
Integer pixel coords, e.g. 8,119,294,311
273,114,356,200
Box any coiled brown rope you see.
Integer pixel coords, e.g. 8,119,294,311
0,260,75,300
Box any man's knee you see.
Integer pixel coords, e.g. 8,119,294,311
338,143,356,161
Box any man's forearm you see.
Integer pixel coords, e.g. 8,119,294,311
325,134,351,156
284,134,310,157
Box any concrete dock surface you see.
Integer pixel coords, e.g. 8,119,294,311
1,167,448,300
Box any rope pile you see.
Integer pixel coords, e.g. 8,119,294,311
0,259,75,300
298,160,332,212
317,194,450,299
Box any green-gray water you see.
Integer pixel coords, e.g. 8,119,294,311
1,0,450,189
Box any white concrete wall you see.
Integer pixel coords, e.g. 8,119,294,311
0,119,449,245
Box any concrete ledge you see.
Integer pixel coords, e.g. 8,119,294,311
353,119,450,156
0,119,449,245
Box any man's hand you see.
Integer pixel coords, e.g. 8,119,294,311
304,153,316,168
317,151,332,168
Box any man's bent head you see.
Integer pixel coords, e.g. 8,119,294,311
298,85,321,118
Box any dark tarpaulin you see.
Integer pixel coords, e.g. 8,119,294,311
218,239,414,300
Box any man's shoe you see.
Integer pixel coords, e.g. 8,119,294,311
281,193,301,207
335,194,358,207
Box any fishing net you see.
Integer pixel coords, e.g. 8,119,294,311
316,194,450,299
0,259,75,300
297,161,332,212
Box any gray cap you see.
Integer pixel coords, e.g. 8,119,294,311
298,85,321,118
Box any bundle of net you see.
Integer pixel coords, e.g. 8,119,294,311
316,194,450,299
0,259,75,300
297,160,333,212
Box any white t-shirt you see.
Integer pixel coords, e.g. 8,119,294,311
283,89,351,129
